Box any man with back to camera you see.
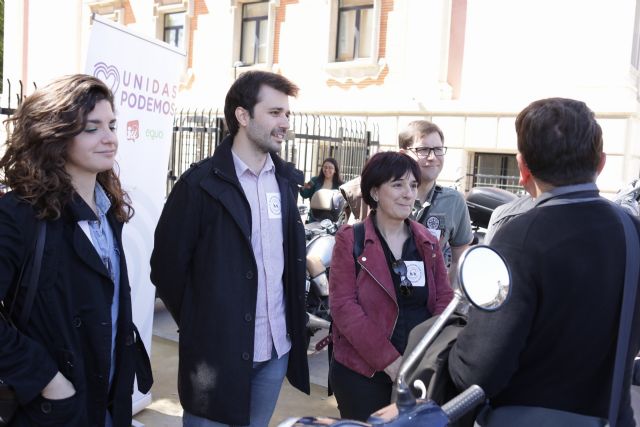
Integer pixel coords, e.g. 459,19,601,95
339,120,473,284
448,98,640,426
150,71,310,427
399,120,473,285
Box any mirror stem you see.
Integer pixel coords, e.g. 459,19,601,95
395,293,463,410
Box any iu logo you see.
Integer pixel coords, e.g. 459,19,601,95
127,120,140,142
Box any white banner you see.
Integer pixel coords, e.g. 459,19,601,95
85,15,185,414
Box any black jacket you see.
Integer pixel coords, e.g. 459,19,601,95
150,136,310,425
0,192,152,427
448,189,640,426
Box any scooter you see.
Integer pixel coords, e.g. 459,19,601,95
304,218,338,333
278,244,512,427
614,178,640,217
465,187,518,245
299,189,346,336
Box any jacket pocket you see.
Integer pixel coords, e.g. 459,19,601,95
24,394,83,426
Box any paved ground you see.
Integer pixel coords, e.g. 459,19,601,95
132,300,339,427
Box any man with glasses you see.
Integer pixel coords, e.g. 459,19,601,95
399,120,473,284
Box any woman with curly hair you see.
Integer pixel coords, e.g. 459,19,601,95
0,74,151,426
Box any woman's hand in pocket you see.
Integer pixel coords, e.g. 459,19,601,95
41,371,76,400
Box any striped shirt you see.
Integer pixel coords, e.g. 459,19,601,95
232,151,291,362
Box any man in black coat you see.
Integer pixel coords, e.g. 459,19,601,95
150,71,310,426
448,98,640,426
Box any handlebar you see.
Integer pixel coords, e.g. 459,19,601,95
441,385,485,423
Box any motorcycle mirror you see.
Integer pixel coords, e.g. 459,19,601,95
457,245,511,311
395,245,511,411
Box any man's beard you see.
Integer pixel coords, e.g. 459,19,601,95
247,123,284,155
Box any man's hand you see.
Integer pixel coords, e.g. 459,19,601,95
41,372,76,400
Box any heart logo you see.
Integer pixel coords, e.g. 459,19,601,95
93,62,120,95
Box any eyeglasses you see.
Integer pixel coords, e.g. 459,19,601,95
392,260,413,297
409,146,447,158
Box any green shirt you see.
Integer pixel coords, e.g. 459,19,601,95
412,185,473,266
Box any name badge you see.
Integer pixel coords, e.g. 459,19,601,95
266,192,282,219
404,261,426,287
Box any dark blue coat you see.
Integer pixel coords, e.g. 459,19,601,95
0,192,152,427
150,136,310,425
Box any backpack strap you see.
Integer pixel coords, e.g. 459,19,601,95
608,207,639,427
353,221,365,276
14,220,46,330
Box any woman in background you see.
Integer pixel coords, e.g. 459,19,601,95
301,158,344,223
300,157,344,199
328,151,452,421
0,74,151,426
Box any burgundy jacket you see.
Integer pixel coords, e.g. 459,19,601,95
329,215,453,377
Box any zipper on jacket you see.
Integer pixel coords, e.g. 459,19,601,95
358,261,400,378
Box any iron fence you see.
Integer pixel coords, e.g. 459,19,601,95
470,173,524,194
1,79,33,118
167,109,379,195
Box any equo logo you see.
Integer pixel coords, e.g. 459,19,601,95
145,129,164,140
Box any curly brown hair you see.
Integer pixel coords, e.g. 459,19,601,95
1,74,133,222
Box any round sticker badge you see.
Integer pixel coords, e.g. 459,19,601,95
406,263,423,283
426,215,440,230
268,194,281,216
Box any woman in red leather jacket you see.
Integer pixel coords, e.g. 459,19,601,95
328,151,453,421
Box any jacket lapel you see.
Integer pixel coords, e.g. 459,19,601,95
360,218,397,300
72,224,111,279
200,137,252,241
66,194,112,280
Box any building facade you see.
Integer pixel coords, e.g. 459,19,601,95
3,0,640,196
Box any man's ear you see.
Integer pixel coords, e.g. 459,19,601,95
516,153,532,187
235,106,249,128
596,152,607,176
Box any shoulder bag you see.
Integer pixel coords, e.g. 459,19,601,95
0,220,46,426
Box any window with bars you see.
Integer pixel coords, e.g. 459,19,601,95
471,153,524,194
163,11,186,50
240,1,268,65
336,0,374,62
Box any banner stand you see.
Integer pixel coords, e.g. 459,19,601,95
85,14,185,417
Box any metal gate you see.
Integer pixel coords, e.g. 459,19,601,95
167,109,379,195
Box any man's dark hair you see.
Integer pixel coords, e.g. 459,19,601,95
515,97,603,186
360,151,421,209
398,120,445,150
224,71,299,136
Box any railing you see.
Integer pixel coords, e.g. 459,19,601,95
471,173,524,194
1,79,34,118
167,109,379,195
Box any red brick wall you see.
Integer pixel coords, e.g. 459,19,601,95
327,0,394,88
273,0,299,65
123,1,136,25
188,0,210,68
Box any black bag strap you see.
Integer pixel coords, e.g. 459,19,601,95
608,208,639,427
353,221,365,276
11,220,46,331
417,184,441,223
